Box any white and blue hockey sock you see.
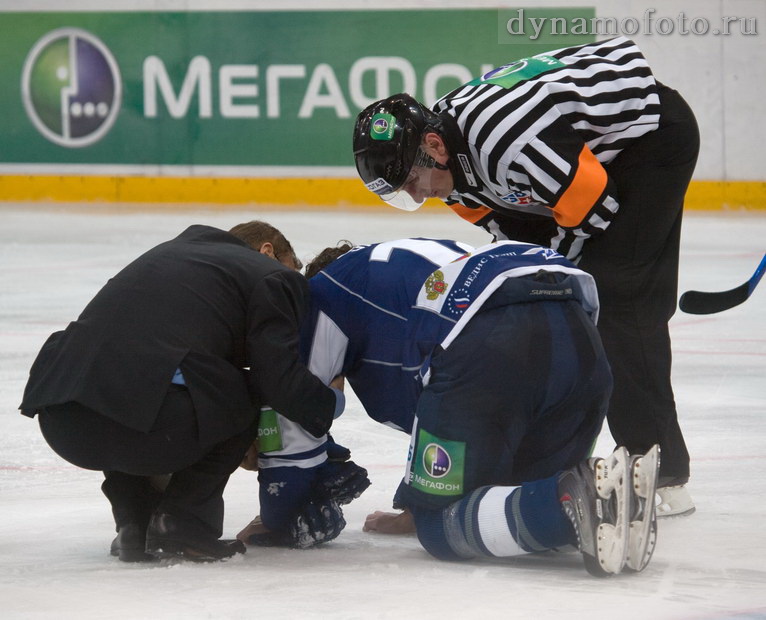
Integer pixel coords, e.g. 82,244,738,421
413,476,575,560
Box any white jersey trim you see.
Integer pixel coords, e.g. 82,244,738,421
307,311,348,384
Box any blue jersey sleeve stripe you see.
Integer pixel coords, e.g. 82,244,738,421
319,272,409,321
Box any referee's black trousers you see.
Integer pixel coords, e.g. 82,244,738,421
579,84,699,482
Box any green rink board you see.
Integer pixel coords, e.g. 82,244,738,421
0,9,594,167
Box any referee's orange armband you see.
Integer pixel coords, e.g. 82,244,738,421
551,145,608,228
448,203,494,224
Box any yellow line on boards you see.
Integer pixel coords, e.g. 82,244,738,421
683,181,766,211
0,176,764,211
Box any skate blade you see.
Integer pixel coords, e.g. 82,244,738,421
656,483,695,518
625,444,660,572
590,447,630,576
657,505,696,518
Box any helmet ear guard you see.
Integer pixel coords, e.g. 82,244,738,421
353,93,443,209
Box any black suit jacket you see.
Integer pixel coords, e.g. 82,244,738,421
19,225,335,442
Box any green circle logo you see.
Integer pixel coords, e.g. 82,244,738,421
370,112,396,141
372,118,389,134
484,59,528,80
22,28,121,148
423,443,451,478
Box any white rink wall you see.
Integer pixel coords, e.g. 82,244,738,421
4,0,765,183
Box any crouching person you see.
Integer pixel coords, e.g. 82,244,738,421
19,221,343,562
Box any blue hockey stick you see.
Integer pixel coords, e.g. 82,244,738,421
679,253,766,315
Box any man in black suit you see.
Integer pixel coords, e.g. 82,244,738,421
19,221,343,562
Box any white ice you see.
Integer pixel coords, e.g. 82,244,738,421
1,204,764,620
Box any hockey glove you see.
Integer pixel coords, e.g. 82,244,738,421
289,499,347,548
245,500,347,549
315,459,371,506
325,433,352,462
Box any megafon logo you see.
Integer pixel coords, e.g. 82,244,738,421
422,443,451,478
22,28,121,148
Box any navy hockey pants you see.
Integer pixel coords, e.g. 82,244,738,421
398,285,612,512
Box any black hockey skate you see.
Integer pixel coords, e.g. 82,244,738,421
625,444,660,572
558,447,631,577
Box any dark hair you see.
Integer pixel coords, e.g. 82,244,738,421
228,220,302,270
305,241,354,279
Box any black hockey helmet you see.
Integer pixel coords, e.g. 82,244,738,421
353,93,442,210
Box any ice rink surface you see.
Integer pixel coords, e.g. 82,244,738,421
1,204,764,620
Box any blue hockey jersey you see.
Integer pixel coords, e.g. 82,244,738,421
300,238,474,432
409,241,599,382
256,238,472,528
256,239,599,530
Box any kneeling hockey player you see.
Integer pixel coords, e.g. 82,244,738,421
240,238,660,576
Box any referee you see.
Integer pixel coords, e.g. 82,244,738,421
353,37,699,516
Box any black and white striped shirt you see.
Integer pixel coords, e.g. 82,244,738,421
434,37,660,259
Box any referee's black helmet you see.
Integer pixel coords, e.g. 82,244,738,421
352,93,440,202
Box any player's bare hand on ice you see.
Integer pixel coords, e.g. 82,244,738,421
363,509,416,535
237,515,268,542
237,501,347,549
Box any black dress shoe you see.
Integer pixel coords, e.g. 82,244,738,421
145,512,246,562
110,523,156,562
